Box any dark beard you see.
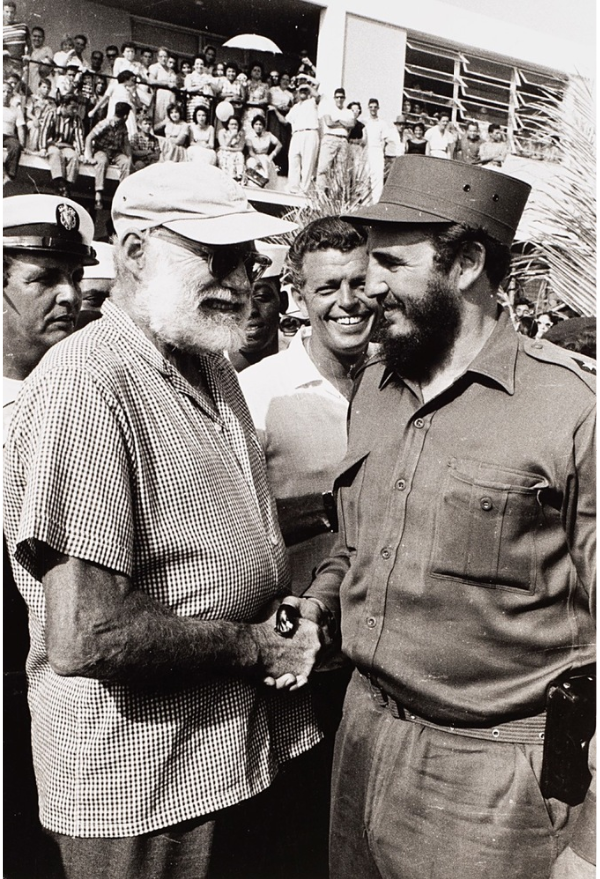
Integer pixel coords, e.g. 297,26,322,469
381,273,462,383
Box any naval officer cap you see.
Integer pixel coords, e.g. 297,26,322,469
3,194,98,265
344,155,532,246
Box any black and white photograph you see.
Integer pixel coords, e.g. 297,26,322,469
3,0,596,877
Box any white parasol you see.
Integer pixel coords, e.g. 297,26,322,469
222,34,282,54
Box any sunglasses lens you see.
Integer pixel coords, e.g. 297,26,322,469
210,248,271,283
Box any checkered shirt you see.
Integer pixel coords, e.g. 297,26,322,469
4,301,320,838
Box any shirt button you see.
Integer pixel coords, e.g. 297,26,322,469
367,617,376,628
396,479,406,491
381,548,391,559
414,418,425,429
214,422,223,432
480,496,493,511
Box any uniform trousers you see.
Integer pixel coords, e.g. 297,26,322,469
287,130,319,194
329,670,579,879
93,151,131,191
47,145,80,183
367,147,384,202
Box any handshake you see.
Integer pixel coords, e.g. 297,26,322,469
254,596,337,692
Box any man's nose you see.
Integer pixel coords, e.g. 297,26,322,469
222,262,252,294
364,266,388,300
55,276,82,310
337,281,358,310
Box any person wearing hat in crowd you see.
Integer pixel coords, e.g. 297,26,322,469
84,100,132,208
76,240,115,329
286,75,320,195
229,241,289,372
3,194,96,877
284,155,596,879
315,87,354,191
3,161,325,879
3,194,95,424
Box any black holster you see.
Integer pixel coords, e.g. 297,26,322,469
540,663,596,806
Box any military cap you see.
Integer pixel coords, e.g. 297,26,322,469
3,194,97,265
345,155,531,246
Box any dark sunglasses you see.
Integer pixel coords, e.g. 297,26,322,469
152,227,272,284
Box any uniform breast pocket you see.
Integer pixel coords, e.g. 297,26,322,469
430,458,549,592
333,450,370,553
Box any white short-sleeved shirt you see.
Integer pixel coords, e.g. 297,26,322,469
240,329,375,595
424,126,454,158
4,301,320,837
287,97,319,133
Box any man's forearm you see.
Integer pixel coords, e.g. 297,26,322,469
43,554,322,688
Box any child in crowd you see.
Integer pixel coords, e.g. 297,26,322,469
25,76,56,150
130,114,160,170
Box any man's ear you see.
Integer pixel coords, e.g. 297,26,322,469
290,286,310,320
454,240,486,292
120,230,149,280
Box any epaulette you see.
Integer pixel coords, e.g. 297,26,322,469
523,337,596,392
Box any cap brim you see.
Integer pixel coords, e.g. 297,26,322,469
342,202,453,226
163,211,296,245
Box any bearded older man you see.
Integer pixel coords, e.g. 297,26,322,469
3,162,324,879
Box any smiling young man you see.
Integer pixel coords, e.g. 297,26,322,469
228,243,288,372
240,216,378,591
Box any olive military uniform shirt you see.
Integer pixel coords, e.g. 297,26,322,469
308,310,595,726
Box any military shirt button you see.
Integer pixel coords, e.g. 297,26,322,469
414,418,425,429
396,479,406,491
367,617,376,628
533,343,543,349
381,548,391,559
480,497,493,511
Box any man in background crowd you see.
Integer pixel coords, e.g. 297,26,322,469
229,243,288,372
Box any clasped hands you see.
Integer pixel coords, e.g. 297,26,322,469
256,596,335,692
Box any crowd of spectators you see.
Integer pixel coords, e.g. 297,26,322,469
3,7,512,202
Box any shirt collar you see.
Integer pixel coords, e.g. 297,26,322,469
379,309,518,395
286,326,326,389
101,300,226,415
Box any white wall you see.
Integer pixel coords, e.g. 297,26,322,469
19,0,131,59
342,14,407,121
305,0,593,79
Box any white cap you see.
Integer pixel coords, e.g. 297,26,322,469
112,162,296,245
83,242,115,279
3,194,97,265
255,242,288,279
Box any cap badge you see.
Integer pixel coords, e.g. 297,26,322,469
56,203,79,232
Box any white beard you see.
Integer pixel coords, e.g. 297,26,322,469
136,239,250,356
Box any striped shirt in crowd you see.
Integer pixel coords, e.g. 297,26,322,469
3,21,29,60
39,107,85,153
3,301,321,837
